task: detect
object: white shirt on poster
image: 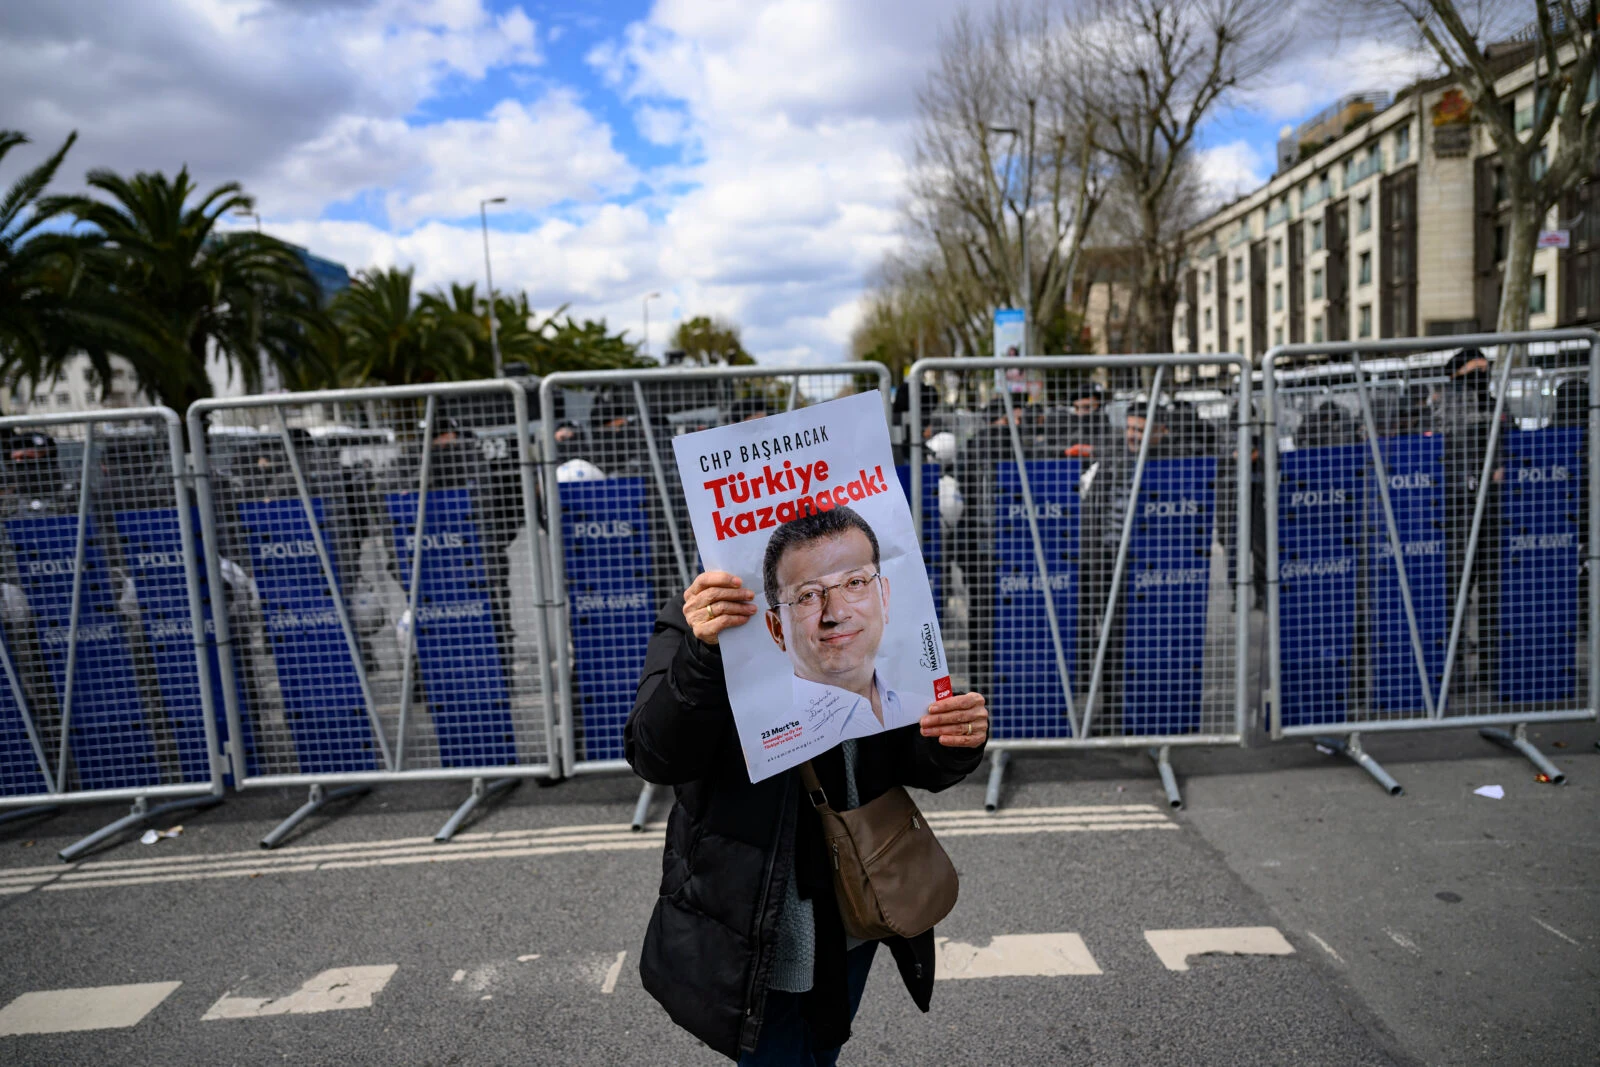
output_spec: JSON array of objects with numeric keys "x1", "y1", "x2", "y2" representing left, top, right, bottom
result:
[{"x1": 790, "y1": 671, "x2": 905, "y2": 750}]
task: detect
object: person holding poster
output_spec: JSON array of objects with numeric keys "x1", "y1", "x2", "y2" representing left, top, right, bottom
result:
[{"x1": 625, "y1": 391, "x2": 988, "y2": 1064}]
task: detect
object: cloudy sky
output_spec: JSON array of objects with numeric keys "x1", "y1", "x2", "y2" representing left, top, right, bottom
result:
[{"x1": 0, "y1": 0, "x2": 1438, "y2": 365}]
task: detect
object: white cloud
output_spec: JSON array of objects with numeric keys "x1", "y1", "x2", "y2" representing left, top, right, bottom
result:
[
  {"x1": 1241, "y1": 38, "x2": 1440, "y2": 123},
  {"x1": 1197, "y1": 140, "x2": 1271, "y2": 203}
]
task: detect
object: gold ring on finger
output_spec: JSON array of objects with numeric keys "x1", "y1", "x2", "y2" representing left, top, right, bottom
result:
[
  {"x1": 706, "y1": 603, "x2": 716, "y2": 621},
  {"x1": 964, "y1": 721, "x2": 972, "y2": 736}
]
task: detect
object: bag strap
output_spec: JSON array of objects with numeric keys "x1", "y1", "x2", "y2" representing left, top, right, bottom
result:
[{"x1": 798, "y1": 761, "x2": 834, "y2": 813}]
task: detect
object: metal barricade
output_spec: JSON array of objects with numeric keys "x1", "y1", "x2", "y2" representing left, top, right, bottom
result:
[
  {"x1": 1263, "y1": 331, "x2": 1598, "y2": 793},
  {"x1": 189, "y1": 380, "x2": 558, "y2": 843},
  {"x1": 537, "y1": 364, "x2": 893, "y2": 829},
  {"x1": 0, "y1": 408, "x2": 224, "y2": 859},
  {"x1": 910, "y1": 355, "x2": 1254, "y2": 810}
]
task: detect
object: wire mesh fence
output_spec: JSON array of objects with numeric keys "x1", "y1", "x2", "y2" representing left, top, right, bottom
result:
[
  {"x1": 909, "y1": 355, "x2": 1253, "y2": 749},
  {"x1": 0, "y1": 408, "x2": 222, "y2": 805},
  {"x1": 188, "y1": 381, "x2": 556, "y2": 786},
  {"x1": 1263, "y1": 331, "x2": 1598, "y2": 736},
  {"x1": 538, "y1": 364, "x2": 894, "y2": 774}
]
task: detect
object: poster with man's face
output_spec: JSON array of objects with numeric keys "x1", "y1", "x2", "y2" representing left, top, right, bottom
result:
[{"x1": 673, "y1": 390, "x2": 951, "y2": 782}]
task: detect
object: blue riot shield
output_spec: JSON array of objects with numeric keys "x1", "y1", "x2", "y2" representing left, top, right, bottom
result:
[
  {"x1": 560, "y1": 477, "x2": 657, "y2": 764},
  {"x1": 1367, "y1": 435, "x2": 1447, "y2": 714},
  {"x1": 385, "y1": 488, "x2": 518, "y2": 767},
  {"x1": 991, "y1": 459, "x2": 1078, "y2": 739},
  {"x1": 6, "y1": 515, "x2": 160, "y2": 789},
  {"x1": 236, "y1": 498, "x2": 378, "y2": 773},
  {"x1": 1122, "y1": 456, "x2": 1216, "y2": 735},
  {"x1": 1277, "y1": 443, "x2": 1364, "y2": 727}
]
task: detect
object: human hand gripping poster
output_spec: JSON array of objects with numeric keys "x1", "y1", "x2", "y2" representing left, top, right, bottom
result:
[{"x1": 672, "y1": 391, "x2": 952, "y2": 782}]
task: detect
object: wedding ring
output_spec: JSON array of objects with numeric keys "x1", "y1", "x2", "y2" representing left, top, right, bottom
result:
[
  {"x1": 964, "y1": 721, "x2": 973, "y2": 736},
  {"x1": 706, "y1": 603, "x2": 716, "y2": 621}
]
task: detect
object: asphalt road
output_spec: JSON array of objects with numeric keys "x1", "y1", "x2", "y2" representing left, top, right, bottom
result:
[{"x1": 0, "y1": 721, "x2": 1594, "y2": 1067}]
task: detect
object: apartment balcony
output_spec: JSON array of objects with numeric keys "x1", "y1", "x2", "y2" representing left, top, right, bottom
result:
[
  {"x1": 1265, "y1": 202, "x2": 1293, "y2": 228},
  {"x1": 1348, "y1": 151, "x2": 1384, "y2": 184},
  {"x1": 1301, "y1": 182, "x2": 1333, "y2": 212}
]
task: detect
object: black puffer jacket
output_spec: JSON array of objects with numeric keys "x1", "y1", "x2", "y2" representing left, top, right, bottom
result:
[{"x1": 625, "y1": 599, "x2": 983, "y2": 1060}]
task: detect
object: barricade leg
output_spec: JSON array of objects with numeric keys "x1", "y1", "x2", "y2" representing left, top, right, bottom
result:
[
  {"x1": 59, "y1": 794, "x2": 224, "y2": 862},
  {"x1": 435, "y1": 777, "x2": 519, "y2": 841},
  {"x1": 631, "y1": 782, "x2": 656, "y2": 832},
  {"x1": 260, "y1": 784, "x2": 370, "y2": 850},
  {"x1": 1479, "y1": 725, "x2": 1567, "y2": 785},
  {"x1": 984, "y1": 750, "x2": 1010, "y2": 813},
  {"x1": 0, "y1": 805, "x2": 61, "y2": 830},
  {"x1": 1314, "y1": 733, "x2": 1403, "y2": 797},
  {"x1": 1149, "y1": 747, "x2": 1182, "y2": 809}
]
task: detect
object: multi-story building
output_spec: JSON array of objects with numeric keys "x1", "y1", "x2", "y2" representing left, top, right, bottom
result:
[{"x1": 1175, "y1": 39, "x2": 1577, "y2": 363}]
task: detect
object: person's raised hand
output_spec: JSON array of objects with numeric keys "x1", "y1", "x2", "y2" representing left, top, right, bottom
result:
[
  {"x1": 920, "y1": 691, "x2": 988, "y2": 748},
  {"x1": 684, "y1": 571, "x2": 758, "y2": 646}
]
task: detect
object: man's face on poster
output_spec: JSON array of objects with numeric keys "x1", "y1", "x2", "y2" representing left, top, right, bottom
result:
[{"x1": 765, "y1": 528, "x2": 890, "y2": 687}]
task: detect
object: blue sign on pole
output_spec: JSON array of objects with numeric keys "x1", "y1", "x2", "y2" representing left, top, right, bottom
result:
[
  {"x1": 1366, "y1": 435, "x2": 1446, "y2": 714},
  {"x1": 1277, "y1": 444, "x2": 1364, "y2": 727},
  {"x1": 895, "y1": 463, "x2": 942, "y2": 613},
  {"x1": 1497, "y1": 426, "x2": 1585, "y2": 702},
  {"x1": 6, "y1": 514, "x2": 159, "y2": 789},
  {"x1": 1122, "y1": 456, "x2": 1216, "y2": 735},
  {"x1": 385, "y1": 488, "x2": 517, "y2": 767},
  {"x1": 991, "y1": 459, "x2": 1078, "y2": 739},
  {"x1": 236, "y1": 498, "x2": 377, "y2": 773},
  {"x1": 560, "y1": 477, "x2": 657, "y2": 763},
  {"x1": 115, "y1": 507, "x2": 251, "y2": 782}
]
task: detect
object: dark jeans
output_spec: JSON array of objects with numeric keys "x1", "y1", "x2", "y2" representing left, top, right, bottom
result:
[{"x1": 738, "y1": 942, "x2": 878, "y2": 1067}]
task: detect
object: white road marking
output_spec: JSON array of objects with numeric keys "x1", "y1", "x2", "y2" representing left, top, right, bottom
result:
[
  {"x1": 517, "y1": 954, "x2": 541, "y2": 962},
  {"x1": 201, "y1": 965, "x2": 398, "y2": 1020},
  {"x1": 451, "y1": 970, "x2": 466, "y2": 983},
  {"x1": 1532, "y1": 917, "x2": 1581, "y2": 947},
  {"x1": 4, "y1": 804, "x2": 1176, "y2": 894},
  {"x1": 1304, "y1": 931, "x2": 1345, "y2": 965},
  {"x1": 1384, "y1": 929, "x2": 1421, "y2": 956},
  {"x1": 936, "y1": 934, "x2": 1102, "y2": 979},
  {"x1": 1144, "y1": 927, "x2": 1295, "y2": 971},
  {"x1": 0, "y1": 982, "x2": 181, "y2": 1036},
  {"x1": 600, "y1": 951, "x2": 626, "y2": 994}
]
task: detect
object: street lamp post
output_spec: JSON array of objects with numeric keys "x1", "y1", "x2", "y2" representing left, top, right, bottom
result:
[
  {"x1": 989, "y1": 124, "x2": 1030, "y2": 357},
  {"x1": 480, "y1": 197, "x2": 507, "y2": 377},
  {"x1": 642, "y1": 292, "x2": 661, "y2": 360}
]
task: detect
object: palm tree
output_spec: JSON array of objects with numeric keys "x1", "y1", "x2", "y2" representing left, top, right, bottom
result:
[
  {"x1": 0, "y1": 130, "x2": 141, "y2": 396},
  {"x1": 46, "y1": 167, "x2": 327, "y2": 413},
  {"x1": 332, "y1": 267, "x2": 476, "y2": 386}
]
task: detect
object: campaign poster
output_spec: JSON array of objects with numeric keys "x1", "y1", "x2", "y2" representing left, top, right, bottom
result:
[{"x1": 672, "y1": 391, "x2": 951, "y2": 782}]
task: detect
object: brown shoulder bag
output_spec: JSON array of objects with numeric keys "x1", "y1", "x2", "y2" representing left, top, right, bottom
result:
[{"x1": 798, "y1": 761, "x2": 959, "y2": 940}]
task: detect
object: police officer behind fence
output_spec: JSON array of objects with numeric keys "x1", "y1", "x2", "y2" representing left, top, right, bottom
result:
[
  {"x1": 1079, "y1": 402, "x2": 1175, "y2": 721},
  {"x1": 1435, "y1": 347, "x2": 1503, "y2": 691}
]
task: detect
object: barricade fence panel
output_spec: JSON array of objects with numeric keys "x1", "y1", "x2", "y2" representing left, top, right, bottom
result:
[
  {"x1": 0, "y1": 408, "x2": 222, "y2": 805},
  {"x1": 909, "y1": 355, "x2": 1253, "y2": 749},
  {"x1": 538, "y1": 365, "x2": 894, "y2": 774},
  {"x1": 189, "y1": 380, "x2": 557, "y2": 786},
  {"x1": 1262, "y1": 331, "x2": 1598, "y2": 737}
]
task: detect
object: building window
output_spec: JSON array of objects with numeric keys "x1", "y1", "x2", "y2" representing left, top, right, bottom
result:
[
  {"x1": 1274, "y1": 325, "x2": 1284, "y2": 346},
  {"x1": 1203, "y1": 271, "x2": 1212, "y2": 295},
  {"x1": 1530, "y1": 274, "x2": 1547, "y2": 315},
  {"x1": 1342, "y1": 158, "x2": 1352, "y2": 187},
  {"x1": 1273, "y1": 282, "x2": 1284, "y2": 311},
  {"x1": 1312, "y1": 268, "x2": 1324, "y2": 299},
  {"x1": 55, "y1": 392, "x2": 70, "y2": 407},
  {"x1": 1359, "y1": 251, "x2": 1372, "y2": 286},
  {"x1": 1395, "y1": 124, "x2": 1410, "y2": 164},
  {"x1": 1204, "y1": 307, "x2": 1213, "y2": 330},
  {"x1": 1273, "y1": 238, "x2": 1283, "y2": 268},
  {"x1": 1233, "y1": 258, "x2": 1244, "y2": 284},
  {"x1": 1311, "y1": 219, "x2": 1324, "y2": 251},
  {"x1": 1312, "y1": 316, "x2": 1324, "y2": 343},
  {"x1": 1357, "y1": 196, "x2": 1371, "y2": 233},
  {"x1": 1359, "y1": 304, "x2": 1373, "y2": 338}
]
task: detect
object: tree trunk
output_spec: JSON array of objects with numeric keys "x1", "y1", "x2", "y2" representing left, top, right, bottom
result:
[{"x1": 1496, "y1": 197, "x2": 1542, "y2": 334}]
